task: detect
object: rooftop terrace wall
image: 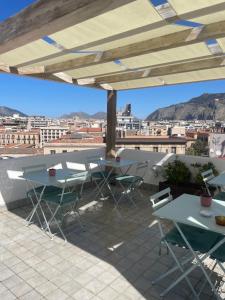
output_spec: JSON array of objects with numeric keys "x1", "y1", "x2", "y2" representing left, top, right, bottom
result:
[{"x1": 1, "y1": 148, "x2": 225, "y2": 209}]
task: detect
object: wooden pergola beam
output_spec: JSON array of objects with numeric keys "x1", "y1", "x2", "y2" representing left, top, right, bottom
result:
[
  {"x1": 106, "y1": 90, "x2": 117, "y2": 158},
  {"x1": 14, "y1": 2, "x2": 225, "y2": 69},
  {"x1": 32, "y1": 19, "x2": 225, "y2": 74},
  {"x1": 0, "y1": 0, "x2": 136, "y2": 55},
  {"x1": 92, "y1": 55, "x2": 225, "y2": 84}
]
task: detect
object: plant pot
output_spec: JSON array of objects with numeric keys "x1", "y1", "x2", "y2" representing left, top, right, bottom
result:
[{"x1": 200, "y1": 194, "x2": 212, "y2": 207}]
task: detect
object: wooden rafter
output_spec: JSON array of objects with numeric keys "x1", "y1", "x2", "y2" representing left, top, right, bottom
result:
[
  {"x1": 19, "y1": 19, "x2": 225, "y2": 75},
  {"x1": 89, "y1": 55, "x2": 225, "y2": 85},
  {"x1": 0, "y1": 0, "x2": 136, "y2": 55},
  {"x1": 12, "y1": 2, "x2": 225, "y2": 69}
]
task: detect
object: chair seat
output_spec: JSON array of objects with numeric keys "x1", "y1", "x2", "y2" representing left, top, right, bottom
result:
[
  {"x1": 164, "y1": 224, "x2": 221, "y2": 253},
  {"x1": 115, "y1": 175, "x2": 143, "y2": 184},
  {"x1": 27, "y1": 185, "x2": 62, "y2": 198},
  {"x1": 214, "y1": 191, "x2": 225, "y2": 201},
  {"x1": 91, "y1": 171, "x2": 116, "y2": 180},
  {"x1": 43, "y1": 191, "x2": 79, "y2": 205}
]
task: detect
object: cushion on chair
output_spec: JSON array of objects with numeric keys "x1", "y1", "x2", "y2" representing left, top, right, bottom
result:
[
  {"x1": 91, "y1": 171, "x2": 117, "y2": 180},
  {"x1": 214, "y1": 191, "x2": 225, "y2": 201},
  {"x1": 115, "y1": 175, "x2": 143, "y2": 184},
  {"x1": 164, "y1": 224, "x2": 222, "y2": 254}
]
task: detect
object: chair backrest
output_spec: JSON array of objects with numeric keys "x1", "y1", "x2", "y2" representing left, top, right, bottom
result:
[
  {"x1": 201, "y1": 169, "x2": 214, "y2": 195},
  {"x1": 22, "y1": 164, "x2": 46, "y2": 174},
  {"x1": 135, "y1": 161, "x2": 149, "y2": 179},
  {"x1": 201, "y1": 169, "x2": 214, "y2": 183},
  {"x1": 86, "y1": 156, "x2": 103, "y2": 171},
  {"x1": 150, "y1": 187, "x2": 173, "y2": 211}
]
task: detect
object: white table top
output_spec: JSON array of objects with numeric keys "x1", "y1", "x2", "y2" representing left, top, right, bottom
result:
[
  {"x1": 98, "y1": 159, "x2": 138, "y2": 168},
  {"x1": 21, "y1": 168, "x2": 88, "y2": 187},
  {"x1": 153, "y1": 193, "x2": 225, "y2": 235},
  {"x1": 208, "y1": 172, "x2": 225, "y2": 187}
]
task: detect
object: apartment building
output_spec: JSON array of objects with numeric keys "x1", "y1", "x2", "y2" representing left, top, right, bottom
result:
[
  {"x1": 116, "y1": 136, "x2": 190, "y2": 154},
  {"x1": 40, "y1": 127, "x2": 69, "y2": 147},
  {"x1": 43, "y1": 133, "x2": 103, "y2": 154},
  {"x1": 27, "y1": 116, "x2": 49, "y2": 129},
  {"x1": 0, "y1": 130, "x2": 40, "y2": 148}
]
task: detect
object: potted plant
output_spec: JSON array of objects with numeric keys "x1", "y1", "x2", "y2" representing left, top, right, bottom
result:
[{"x1": 159, "y1": 159, "x2": 202, "y2": 198}]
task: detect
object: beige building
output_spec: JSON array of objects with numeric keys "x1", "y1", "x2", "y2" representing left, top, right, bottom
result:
[
  {"x1": 117, "y1": 137, "x2": 189, "y2": 154},
  {"x1": 149, "y1": 125, "x2": 169, "y2": 136},
  {"x1": 0, "y1": 130, "x2": 40, "y2": 148},
  {"x1": 43, "y1": 134, "x2": 104, "y2": 154},
  {"x1": 40, "y1": 127, "x2": 69, "y2": 147}
]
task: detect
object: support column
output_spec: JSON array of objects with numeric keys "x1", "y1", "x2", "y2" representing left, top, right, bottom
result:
[{"x1": 106, "y1": 90, "x2": 117, "y2": 159}]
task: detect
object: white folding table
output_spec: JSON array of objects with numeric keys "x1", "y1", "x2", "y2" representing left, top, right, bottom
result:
[
  {"x1": 96, "y1": 159, "x2": 138, "y2": 204},
  {"x1": 153, "y1": 193, "x2": 225, "y2": 299},
  {"x1": 21, "y1": 168, "x2": 88, "y2": 238}
]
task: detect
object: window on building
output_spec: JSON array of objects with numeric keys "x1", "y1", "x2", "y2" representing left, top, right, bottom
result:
[
  {"x1": 62, "y1": 150, "x2": 67, "y2": 153},
  {"x1": 171, "y1": 147, "x2": 176, "y2": 154},
  {"x1": 153, "y1": 147, "x2": 158, "y2": 152},
  {"x1": 50, "y1": 150, "x2": 56, "y2": 155}
]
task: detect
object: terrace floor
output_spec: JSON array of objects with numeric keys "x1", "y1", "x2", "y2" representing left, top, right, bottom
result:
[{"x1": 0, "y1": 186, "x2": 224, "y2": 300}]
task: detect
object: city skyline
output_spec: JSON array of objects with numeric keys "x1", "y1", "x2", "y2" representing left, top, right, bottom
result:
[{"x1": 1, "y1": 2, "x2": 225, "y2": 119}]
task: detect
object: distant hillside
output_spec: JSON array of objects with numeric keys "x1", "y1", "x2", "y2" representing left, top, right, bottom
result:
[
  {"x1": 61, "y1": 111, "x2": 107, "y2": 119},
  {"x1": 0, "y1": 106, "x2": 27, "y2": 117},
  {"x1": 146, "y1": 93, "x2": 225, "y2": 121}
]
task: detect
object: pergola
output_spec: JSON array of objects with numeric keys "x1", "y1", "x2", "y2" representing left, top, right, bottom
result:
[{"x1": 1, "y1": 0, "x2": 225, "y2": 157}]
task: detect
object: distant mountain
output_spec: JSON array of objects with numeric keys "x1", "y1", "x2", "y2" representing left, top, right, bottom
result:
[
  {"x1": 146, "y1": 93, "x2": 225, "y2": 121},
  {"x1": 61, "y1": 111, "x2": 107, "y2": 119},
  {"x1": 0, "y1": 106, "x2": 27, "y2": 117}
]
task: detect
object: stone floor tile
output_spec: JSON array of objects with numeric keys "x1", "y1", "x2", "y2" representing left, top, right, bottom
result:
[
  {"x1": 0, "y1": 289, "x2": 17, "y2": 300},
  {"x1": 61, "y1": 280, "x2": 82, "y2": 295},
  {"x1": 45, "y1": 288, "x2": 69, "y2": 300},
  {"x1": 34, "y1": 281, "x2": 58, "y2": 297},
  {"x1": 2, "y1": 274, "x2": 24, "y2": 289},
  {"x1": 73, "y1": 287, "x2": 94, "y2": 300},
  {"x1": 0, "y1": 267, "x2": 14, "y2": 281},
  {"x1": 26, "y1": 273, "x2": 47, "y2": 288},
  {"x1": 97, "y1": 286, "x2": 119, "y2": 300},
  {"x1": 9, "y1": 261, "x2": 29, "y2": 274},
  {"x1": 19, "y1": 289, "x2": 43, "y2": 300},
  {"x1": 10, "y1": 281, "x2": 33, "y2": 297},
  {"x1": 75, "y1": 272, "x2": 94, "y2": 286},
  {"x1": 86, "y1": 278, "x2": 106, "y2": 295}
]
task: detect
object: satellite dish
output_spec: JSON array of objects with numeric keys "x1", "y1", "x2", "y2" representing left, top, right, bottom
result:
[{"x1": 210, "y1": 149, "x2": 214, "y2": 153}]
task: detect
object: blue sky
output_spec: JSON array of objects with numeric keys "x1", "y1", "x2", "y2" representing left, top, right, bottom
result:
[{"x1": 1, "y1": 1, "x2": 225, "y2": 119}]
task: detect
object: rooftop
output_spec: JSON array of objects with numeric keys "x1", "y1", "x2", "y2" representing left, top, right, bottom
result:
[{"x1": 0, "y1": 185, "x2": 223, "y2": 300}]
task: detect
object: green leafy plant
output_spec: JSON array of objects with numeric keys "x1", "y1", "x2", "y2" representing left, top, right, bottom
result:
[
  {"x1": 164, "y1": 160, "x2": 191, "y2": 185},
  {"x1": 195, "y1": 162, "x2": 218, "y2": 185}
]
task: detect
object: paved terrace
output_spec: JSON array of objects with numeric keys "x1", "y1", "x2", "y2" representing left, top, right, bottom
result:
[{"x1": 0, "y1": 187, "x2": 224, "y2": 300}]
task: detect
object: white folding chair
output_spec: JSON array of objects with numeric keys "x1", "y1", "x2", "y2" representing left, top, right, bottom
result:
[
  {"x1": 201, "y1": 169, "x2": 215, "y2": 195},
  {"x1": 41, "y1": 176, "x2": 84, "y2": 242},
  {"x1": 85, "y1": 156, "x2": 107, "y2": 198},
  {"x1": 66, "y1": 162, "x2": 90, "y2": 196},
  {"x1": 22, "y1": 164, "x2": 61, "y2": 227},
  {"x1": 201, "y1": 169, "x2": 225, "y2": 202},
  {"x1": 115, "y1": 161, "x2": 149, "y2": 207}
]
